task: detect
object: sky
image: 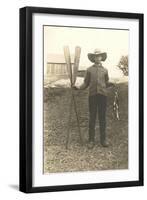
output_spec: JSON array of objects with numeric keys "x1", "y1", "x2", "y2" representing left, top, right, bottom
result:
[{"x1": 44, "y1": 26, "x2": 129, "y2": 78}]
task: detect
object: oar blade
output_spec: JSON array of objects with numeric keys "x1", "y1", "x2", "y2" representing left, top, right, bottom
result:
[
  {"x1": 73, "y1": 46, "x2": 81, "y2": 85},
  {"x1": 63, "y1": 46, "x2": 72, "y2": 85}
]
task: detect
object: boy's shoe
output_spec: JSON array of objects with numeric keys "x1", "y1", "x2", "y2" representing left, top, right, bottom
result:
[
  {"x1": 87, "y1": 141, "x2": 95, "y2": 149},
  {"x1": 101, "y1": 142, "x2": 109, "y2": 148}
]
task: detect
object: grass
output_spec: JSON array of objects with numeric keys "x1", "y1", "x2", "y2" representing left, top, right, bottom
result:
[{"x1": 43, "y1": 82, "x2": 128, "y2": 173}]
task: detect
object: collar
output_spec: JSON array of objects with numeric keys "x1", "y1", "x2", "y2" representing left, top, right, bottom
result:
[{"x1": 94, "y1": 63, "x2": 102, "y2": 68}]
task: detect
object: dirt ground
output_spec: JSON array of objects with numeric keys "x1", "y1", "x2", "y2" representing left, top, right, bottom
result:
[{"x1": 43, "y1": 83, "x2": 128, "y2": 173}]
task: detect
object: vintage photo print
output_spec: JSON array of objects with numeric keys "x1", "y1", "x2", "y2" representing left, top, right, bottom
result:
[{"x1": 43, "y1": 25, "x2": 129, "y2": 174}]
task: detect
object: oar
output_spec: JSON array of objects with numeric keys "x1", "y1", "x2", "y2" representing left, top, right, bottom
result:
[
  {"x1": 72, "y1": 46, "x2": 81, "y2": 85},
  {"x1": 63, "y1": 46, "x2": 83, "y2": 148},
  {"x1": 72, "y1": 46, "x2": 82, "y2": 144},
  {"x1": 65, "y1": 96, "x2": 73, "y2": 149},
  {"x1": 63, "y1": 46, "x2": 72, "y2": 86}
]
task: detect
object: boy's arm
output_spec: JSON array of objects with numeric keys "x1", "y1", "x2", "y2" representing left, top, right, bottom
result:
[
  {"x1": 105, "y1": 70, "x2": 114, "y2": 88},
  {"x1": 79, "y1": 70, "x2": 90, "y2": 90}
]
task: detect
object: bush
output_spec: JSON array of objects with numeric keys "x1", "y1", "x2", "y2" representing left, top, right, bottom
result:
[{"x1": 117, "y1": 55, "x2": 128, "y2": 76}]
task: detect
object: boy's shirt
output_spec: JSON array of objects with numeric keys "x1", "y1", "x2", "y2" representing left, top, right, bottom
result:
[{"x1": 79, "y1": 63, "x2": 109, "y2": 96}]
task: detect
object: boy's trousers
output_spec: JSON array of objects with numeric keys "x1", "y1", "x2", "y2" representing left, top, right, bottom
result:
[{"x1": 88, "y1": 93, "x2": 107, "y2": 143}]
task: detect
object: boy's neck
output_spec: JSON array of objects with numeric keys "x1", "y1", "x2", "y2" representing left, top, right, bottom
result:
[{"x1": 94, "y1": 62, "x2": 102, "y2": 67}]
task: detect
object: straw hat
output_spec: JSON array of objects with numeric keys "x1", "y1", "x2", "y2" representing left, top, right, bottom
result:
[{"x1": 88, "y1": 49, "x2": 107, "y2": 62}]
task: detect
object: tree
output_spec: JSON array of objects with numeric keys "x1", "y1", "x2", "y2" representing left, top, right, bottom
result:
[{"x1": 117, "y1": 55, "x2": 128, "y2": 76}]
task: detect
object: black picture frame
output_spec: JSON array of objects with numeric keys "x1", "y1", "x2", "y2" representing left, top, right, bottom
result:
[{"x1": 19, "y1": 6, "x2": 144, "y2": 193}]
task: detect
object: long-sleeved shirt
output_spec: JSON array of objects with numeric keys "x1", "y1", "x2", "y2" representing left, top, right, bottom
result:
[{"x1": 79, "y1": 63, "x2": 109, "y2": 96}]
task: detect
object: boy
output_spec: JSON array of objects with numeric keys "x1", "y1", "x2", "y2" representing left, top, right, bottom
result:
[{"x1": 74, "y1": 49, "x2": 113, "y2": 149}]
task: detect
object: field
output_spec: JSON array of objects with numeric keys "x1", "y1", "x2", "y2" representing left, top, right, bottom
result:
[{"x1": 43, "y1": 82, "x2": 128, "y2": 173}]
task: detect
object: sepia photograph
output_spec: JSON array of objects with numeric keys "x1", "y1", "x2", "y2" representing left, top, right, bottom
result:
[
  {"x1": 43, "y1": 25, "x2": 129, "y2": 174},
  {"x1": 19, "y1": 7, "x2": 143, "y2": 193}
]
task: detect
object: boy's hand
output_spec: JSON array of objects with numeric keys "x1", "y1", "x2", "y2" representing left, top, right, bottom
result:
[{"x1": 72, "y1": 86, "x2": 79, "y2": 90}]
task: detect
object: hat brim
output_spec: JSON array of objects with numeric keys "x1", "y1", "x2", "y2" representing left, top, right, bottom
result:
[{"x1": 88, "y1": 52, "x2": 107, "y2": 62}]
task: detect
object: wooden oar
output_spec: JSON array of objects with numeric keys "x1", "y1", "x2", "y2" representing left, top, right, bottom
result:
[
  {"x1": 63, "y1": 46, "x2": 83, "y2": 149},
  {"x1": 72, "y1": 46, "x2": 82, "y2": 145},
  {"x1": 65, "y1": 95, "x2": 73, "y2": 149},
  {"x1": 72, "y1": 46, "x2": 81, "y2": 85},
  {"x1": 63, "y1": 46, "x2": 72, "y2": 86}
]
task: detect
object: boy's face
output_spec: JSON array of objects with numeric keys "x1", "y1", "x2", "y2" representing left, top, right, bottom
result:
[{"x1": 94, "y1": 55, "x2": 102, "y2": 64}]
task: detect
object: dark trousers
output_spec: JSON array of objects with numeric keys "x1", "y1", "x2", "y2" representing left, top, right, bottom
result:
[{"x1": 88, "y1": 94, "x2": 107, "y2": 143}]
